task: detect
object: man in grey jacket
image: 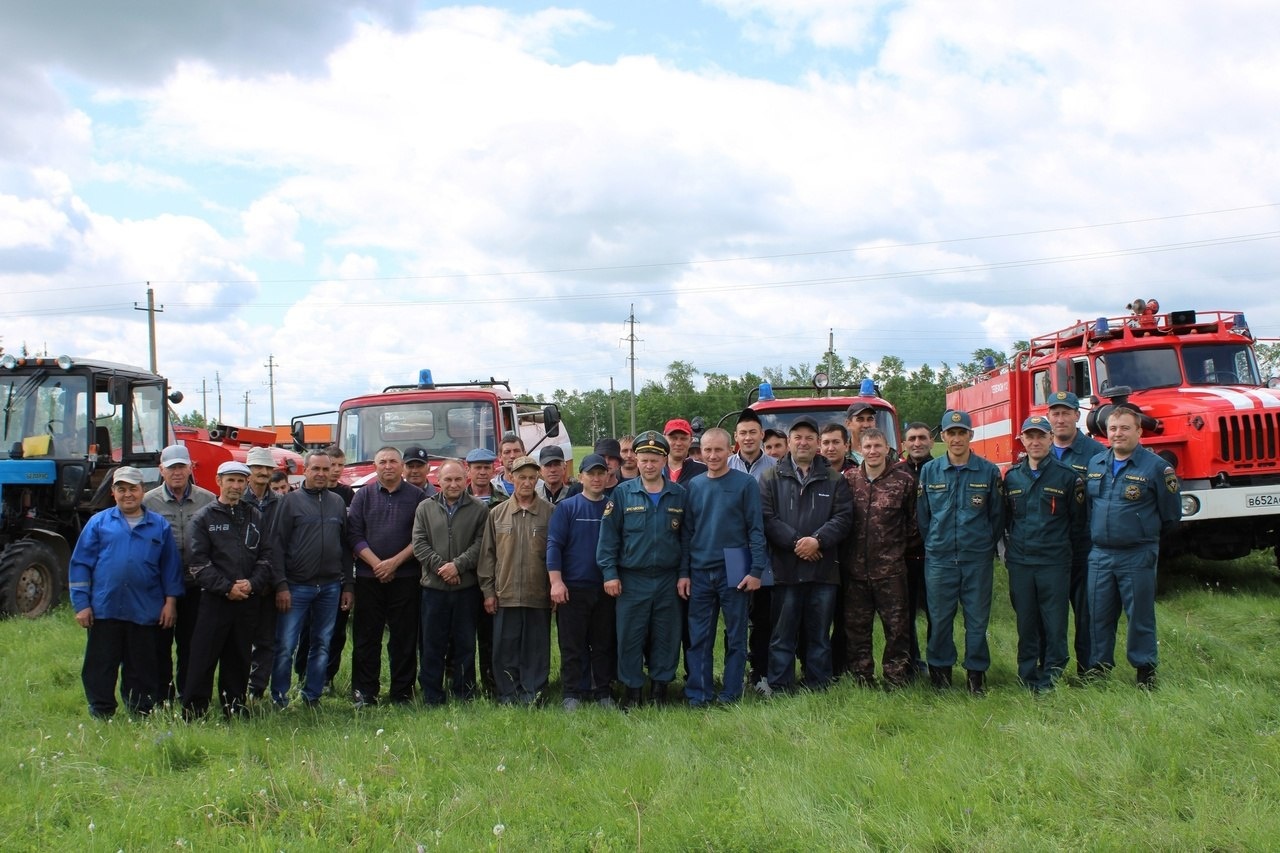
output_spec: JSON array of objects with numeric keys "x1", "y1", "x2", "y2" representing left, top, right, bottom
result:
[{"x1": 412, "y1": 460, "x2": 489, "y2": 704}]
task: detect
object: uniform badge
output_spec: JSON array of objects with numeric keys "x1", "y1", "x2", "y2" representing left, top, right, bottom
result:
[
  {"x1": 950, "y1": 412, "x2": 963, "y2": 423},
  {"x1": 1054, "y1": 392, "x2": 1067, "y2": 401},
  {"x1": 670, "y1": 518, "x2": 680, "y2": 530},
  {"x1": 1074, "y1": 481, "x2": 1085, "y2": 504},
  {"x1": 1123, "y1": 484, "x2": 1141, "y2": 501},
  {"x1": 603, "y1": 501, "x2": 614, "y2": 517},
  {"x1": 1164, "y1": 467, "x2": 1179, "y2": 494},
  {"x1": 971, "y1": 494, "x2": 985, "y2": 507}
]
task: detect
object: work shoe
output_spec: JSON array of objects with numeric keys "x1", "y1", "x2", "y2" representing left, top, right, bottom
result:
[
  {"x1": 966, "y1": 670, "x2": 986, "y2": 696},
  {"x1": 753, "y1": 677, "x2": 774, "y2": 698},
  {"x1": 351, "y1": 690, "x2": 376, "y2": 709},
  {"x1": 620, "y1": 687, "x2": 644, "y2": 712},
  {"x1": 595, "y1": 696, "x2": 617, "y2": 710},
  {"x1": 650, "y1": 681, "x2": 670, "y2": 705},
  {"x1": 1136, "y1": 665, "x2": 1157, "y2": 689},
  {"x1": 928, "y1": 665, "x2": 953, "y2": 689},
  {"x1": 562, "y1": 697, "x2": 581, "y2": 712}
]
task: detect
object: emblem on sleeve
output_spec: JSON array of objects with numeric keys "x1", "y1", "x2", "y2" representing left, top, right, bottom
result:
[{"x1": 603, "y1": 501, "x2": 614, "y2": 517}]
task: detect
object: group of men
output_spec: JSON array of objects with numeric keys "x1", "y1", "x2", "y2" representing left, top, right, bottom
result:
[{"x1": 68, "y1": 391, "x2": 1179, "y2": 719}]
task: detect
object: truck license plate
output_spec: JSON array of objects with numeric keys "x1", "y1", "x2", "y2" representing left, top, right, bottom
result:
[{"x1": 1246, "y1": 494, "x2": 1280, "y2": 509}]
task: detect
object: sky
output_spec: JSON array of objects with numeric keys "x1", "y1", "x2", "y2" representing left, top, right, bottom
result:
[{"x1": 2, "y1": 0, "x2": 1279, "y2": 429}]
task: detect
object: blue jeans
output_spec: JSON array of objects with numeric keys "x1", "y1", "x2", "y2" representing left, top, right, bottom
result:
[
  {"x1": 768, "y1": 582, "x2": 837, "y2": 690},
  {"x1": 271, "y1": 582, "x2": 340, "y2": 704},
  {"x1": 686, "y1": 567, "x2": 750, "y2": 704}
]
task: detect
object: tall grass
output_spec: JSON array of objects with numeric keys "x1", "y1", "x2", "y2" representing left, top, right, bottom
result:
[{"x1": 2, "y1": 552, "x2": 1278, "y2": 850}]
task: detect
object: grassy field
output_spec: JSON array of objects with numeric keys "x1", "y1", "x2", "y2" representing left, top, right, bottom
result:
[{"x1": 3, "y1": 552, "x2": 1279, "y2": 851}]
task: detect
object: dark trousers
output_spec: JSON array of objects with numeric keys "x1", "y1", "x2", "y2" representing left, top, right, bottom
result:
[
  {"x1": 1008, "y1": 562, "x2": 1069, "y2": 690},
  {"x1": 1069, "y1": 554, "x2": 1092, "y2": 673},
  {"x1": 247, "y1": 591, "x2": 277, "y2": 697},
  {"x1": 155, "y1": 587, "x2": 200, "y2": 703},
  {"x1": 768, "y1": 582, "x2": 837, "y2": 690},
  {"x1": 295, "y1": 605, "x2": 349, "y2": 685},
  {"x1": 419, "y1": 585, "x2": 481, "y2": 704},
  {"x1": 84, "y1": 618, "x2": 161, "y2": 717},
  {"x1": 844, "y1": 574, "x2": 912, "y2": 685},
  {"x1": 183, "y1": 591, "x2": 258, "y2": 717},
  {"x1": 477, "y1": 604, "x2": 495, "y2": 696},
  {"x1": 830, "y1": 578, "x2": 848, "y2": 676},
  {"x1": 555, "y1": 585, "x2": 616, "y2": 701},
  {"x1": 747, "y1": 586, "x2": 773, "y2": 682},
  {"x1": 492, "y1": 606, "x2": 551, "y2": 704},
  {"x1": 352, "y1": 575, "x2": 421, "y2": 703},
  {"x1": 905, "y1": 555, "x2": 930, "y2": 668}
]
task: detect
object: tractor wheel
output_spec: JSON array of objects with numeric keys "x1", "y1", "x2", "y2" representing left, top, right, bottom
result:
[{"x1": 0, "y1": 540, "x2": 65, "y2": 618}]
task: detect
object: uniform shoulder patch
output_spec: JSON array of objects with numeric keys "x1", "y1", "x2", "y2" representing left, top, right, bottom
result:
[
  {"x1": 1164, "y1": 468, "x2": 1179, "y2": 493},
  {"x1": 603, "y1": 500, "x2": 614, "y2": 517}
]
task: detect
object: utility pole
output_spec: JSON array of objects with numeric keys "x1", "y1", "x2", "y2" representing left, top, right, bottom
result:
[
  {"x1": 215, "y1": 372, "x2": 223, "y2": 424},
  {"x1": 201, "y1": 378, "x2": 208, "y2": 421},
  {"x1": 264, "y1": 354, "x2": 277, "y2": 428},
  {"x1": 242, "y1": 390, "x2": 251, "y2": 425},
  {"x1": 609, "y1": 377, "x2": 617, "y2": 437},
  {"x1": 826, "y1": 328, "x2": 836, "y2": 397},
  {"x1": 625, "y1": 305, "x2": 640, "y2": 435},
  {"x1": 133, "y1": 284, "x2": 164, "y2": 373}
]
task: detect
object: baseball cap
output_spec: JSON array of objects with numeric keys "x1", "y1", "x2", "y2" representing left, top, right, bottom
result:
[
  {"x1": 160, "y1": 445, "x2": 191, "y2": 468},
  {"x1": 1047, "y1": 391, "x2": 1080, "y2": 410},
  {"x1": 940, "y1": 410, "x2": 974, "y2": 431},
  {"x1": 594, "y1": 438, "x2": 622, "y2": 460},
  {"x1": 663, "y1": 419, "x2": 693, "y2": 436},
  {"x1": 633, "y1": 430, "x2": 670, "y2": 455},
  {"x1": 789, "y1": 416, "x2": 820, "y2": 434},
  {"x1": 579, "y1": 453, "x2": 608, "y2": 473},
  {"x1": 217, "y1": 460, "x2": 252, "y2": 476},
  {"x1": 465, "y1": 448, "x2": 497, "y2": 464},
  {"x1": 403, "y1": 445, "x2": 430, "y2": 465},
  {"x1": 736, "y1": 407, "x2": 762, "y2": 425},
  {"x1": 113, "y1": 466, "x2": 143, "y2": 485},
  {"x1": 509, "y1": 455, "x2": 541, "y2": 473},
  {"x1": 845, "y1": 402, "x2": 876, "y2": 418},
  {"x1": 1020, "y1": 415, "x2": 1051, "y2": 434},
  {"x1": 245, "y1": 446, "x2": 276, "y2": 468},
  {"x1": 539, "y1": 445, "x2": 565, "y2": 464}
]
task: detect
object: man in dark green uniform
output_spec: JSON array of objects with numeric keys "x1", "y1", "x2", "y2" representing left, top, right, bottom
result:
[
  {"x1": 1003, "y1": 416, "x2": 1085, "y2": 692},
  {"x1": 917, "y1": 410, "x2": 1005, "y2": 695},
  {"x1": 596, "y1": 430, "x2": 690, "y2": 708},
  {"x1": 1084, "y1": 405, "x2": 1180, "y2": 688},
  {"x1": 1045, "y1": 390, "x2": 1106, "y2": 676}
]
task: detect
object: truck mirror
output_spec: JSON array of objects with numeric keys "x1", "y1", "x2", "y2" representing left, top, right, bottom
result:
[
  {"x1": 108, "y1": 376, "x2": 130, "y2": 406},
  {"x1": 542, "y1": 405, "x2": 561, "y2": 438},
  {"x1": 290, "y1": 420, "x2": 307, "y2": 452}
]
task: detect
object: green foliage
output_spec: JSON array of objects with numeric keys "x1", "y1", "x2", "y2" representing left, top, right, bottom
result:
[{"x1": 4, "y1": 553, "x2": 1280, "y2": 849}]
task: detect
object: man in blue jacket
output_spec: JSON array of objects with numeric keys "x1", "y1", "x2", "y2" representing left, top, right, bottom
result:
[
  {"x1": 1084, "y1": 405, "x2": 1180, "y2": 688},
  {"x1": 917, "y1": 410, "x2": 1005, "y2": 695},
  {"x1": 69, "y1": 466, "x2": 184, "y2": 718}
]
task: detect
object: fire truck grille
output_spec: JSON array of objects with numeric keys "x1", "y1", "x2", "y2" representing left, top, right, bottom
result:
[{"x1": 1218, "y1": 413, "x2": 1280, "y2": 463}]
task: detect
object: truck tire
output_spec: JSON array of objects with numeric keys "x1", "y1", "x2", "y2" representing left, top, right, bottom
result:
[{"x1": 0, "y1": 540, "x2": 65, "y2": 618}]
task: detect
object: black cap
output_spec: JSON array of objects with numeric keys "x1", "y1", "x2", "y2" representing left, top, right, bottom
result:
[
  {"x1": 632, "y1": 430, "x2": 670, "y2": 456},
  {"x1": 539, "y1": 445, "x2": 565, "y2": 464},
  {"x1": 403, "y1": 445, "x2": 429, "y2": 465},
  {"x1": 594, "y1": 438, "x2": 622, "y2": 460},
  {"x1": 789, "y1": 416, "x2": 820, "y2": 434}
]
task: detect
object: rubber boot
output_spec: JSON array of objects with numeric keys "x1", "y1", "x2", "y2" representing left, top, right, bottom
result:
[
  {"x1": 650, "y1": 681, "x2": 670, "y2": 705},
  {"x1": 966, "y1": 669, "x2": 986, "y2": 696},
  {"x1": 928, "y1": 665, "x2": 952, "y2": 689},
  {"x1": 620, "y1": 686, "x2": 644, "y2": 711},
  {"x1": 1135, "y1": 665, "x2": 1157, "y2": 690}
]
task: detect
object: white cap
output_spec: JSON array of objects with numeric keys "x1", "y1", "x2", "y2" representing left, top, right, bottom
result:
[
  {"x1": 160, "y1": 445, "x2": 192, "y2": 468},
  {"x1": 245, "y1": 447, "x2": 276, "y2": 468}
]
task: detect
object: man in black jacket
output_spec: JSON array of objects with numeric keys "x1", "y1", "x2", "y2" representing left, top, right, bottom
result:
[
  {"x1": 759, "y1": 417, "x2": 853, "y2": 693},
  {"x1": 182, "y1": 461, "x2": 274, "y2": 718}
]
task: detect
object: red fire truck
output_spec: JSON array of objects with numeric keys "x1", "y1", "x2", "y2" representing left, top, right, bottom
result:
[
  {"x1": 722, "y1": 375, "x2": 900, "y2": 451},
  {"x1": 947, "y1": 303, "x2": 1280, "y2": 561}
]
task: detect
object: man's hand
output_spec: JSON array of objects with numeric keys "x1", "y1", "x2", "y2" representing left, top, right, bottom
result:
[
  {"x1": 275, "y1": 588, "x2": 292, "y2": 613},
  {"x1": 373, "y1": 558, "x2": 397, "y2": 583},
  {"x1": 737, "y1": 575, "x2": 762, "y2": 592},
  {"x1": 75, "y1": 607, "x2": 93, "y2": 629},
  {"x1": 550, "y1": 580, "x2": 569, "y2": 605},
  {"x1": 603, "y1": 580, "x2": 621, "y2": 598},
  {"x1": 340, "y1": 590, "x2": 354, "y2": 612},
  {"x1": 676, "y1": 577, "x2": 691, "y2": 600},
  {"x1": 794, "y1": 536, "x2": 822, "y2": 561},
  {"x1": 228, "y1": 579, "x2": 251, "y2": 601},
  {"x1": 484, "y1": 596, "x2": 498, "y2": 615},
  {"x1": 158, "y1": 598, "x2": 178, "y2": 629},
  {"x1": 437, "y1": 562, "x2": 460, "y2": 586}
]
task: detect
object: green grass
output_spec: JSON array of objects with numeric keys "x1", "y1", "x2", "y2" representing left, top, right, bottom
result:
[{"x1": 4, "y1": 553, "x2": 1280, "y2": 850}]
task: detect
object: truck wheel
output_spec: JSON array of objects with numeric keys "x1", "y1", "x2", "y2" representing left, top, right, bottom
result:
[{"x1": 0, "y1": 541, "x2": 65, "y2": 618}]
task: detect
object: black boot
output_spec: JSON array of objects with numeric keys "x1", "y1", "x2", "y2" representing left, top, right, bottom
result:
[
  {"x1": 966, "y1": 669, "x2": 986, "y2": 696},
  {"x1": 651, "y1": 681, "x2": 670, "y2": 705},
  {"x1": 620, "y1": 687, "x2": 644, "y2": 711},
  {"x1": 1136, "y1": 665, "x2": 1157, "y2": 689},
  {"x1": 928, "y1": 665, "x2": 952, "y2": 689}
]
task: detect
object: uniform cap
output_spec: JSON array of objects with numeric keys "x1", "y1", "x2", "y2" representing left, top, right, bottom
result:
[
  {"x1": 940, "y1": 410, "x2": 974, "y2": 431},
  {"x1": 245, "y1": 446, "x2": 276, "y2": 468},
  {"x1": 633, "y1": 430, "x2": 670, "y2": 455},
  {"x1": 509, "y1": 455, "x2": 541, "y2": 473},
  {"x1": 112, "y1": 466, "x2": 143, "y2": 485},
  {"x1": 663, "y1": 418, "x2": 693, "y2": 436},
  {"x1": 160, "y1": 445, "x2": 192, "y2": 468},
  {"x1": 579, "y1": 453, "x2": 608, "y2": 473},
  {"x1": 403, "y1": 445, "x2": 430, "y2": 465},
  {"x1": 465, "y1": 448, "x2": 497, "y2": 464},
  {"x1": 1020, "y1": 415, "x2": 1051, "y2": 434},
  {"x1": 1047, "y1": 391, "x2": 1080, "y2": 410},
  {"x1": 217, "y1": 460, "x2": 252, "y2": 476}
]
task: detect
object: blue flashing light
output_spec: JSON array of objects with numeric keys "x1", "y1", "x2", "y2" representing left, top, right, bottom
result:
[
  {"x1": 418, "y1": 368, "x2": 435, "y2": 388},
  {"x1": 1234, "y1": 313, "x2": 1248, "y2": 331},
  {"x1": 982, "y1": 355, "x2": 996, "y2": 371},
  {"x1": 758, "y1": 382, "x2": 775, "y2": 402},
  {"x1": 1094, "y1": 317, "x2": 1110, "y2": 335},
  {"x1": 859, "y1": 377, "x2": 876, "y2": 396}
]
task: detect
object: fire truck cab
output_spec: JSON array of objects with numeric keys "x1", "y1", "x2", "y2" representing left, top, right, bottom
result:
[
  {"x1": 723, "y1": 375, "x2": 900, "y2": 454},
  {"x1": 949, "y1": 306, "x2": 1280, "y2": 561}
]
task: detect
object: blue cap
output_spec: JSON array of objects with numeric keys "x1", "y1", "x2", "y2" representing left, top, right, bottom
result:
[
  {"x1": 1020, "y1": 415, "x2": 1051, "y2": 434},
  {"x1": 465, "y1": 448, "x2": 497, "y2": 464},
  {"x1": 940, "y1": 410, "x2": 973, "y2": 431},
  {"x1": 1047, "y1": 391, "x2": 1080, "y2": 410},
  {"x1": 580, "y1": 453, "x2": 608, "y2": 472}
]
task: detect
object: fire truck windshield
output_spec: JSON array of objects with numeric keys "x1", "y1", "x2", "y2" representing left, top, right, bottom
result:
[
  {"x1": 1097, "y1": 343, "x2": 1261, "y2": 392},
  {"x1": 339, "y1": 400, "x2": 497, "y2": 463},
  {"x1": 753, "y1": 406, "x2": 900, "y2": 450}
]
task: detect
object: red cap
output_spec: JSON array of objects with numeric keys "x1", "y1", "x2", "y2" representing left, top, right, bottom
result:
[{"x1": 663, "y1": 418, "x2": 693, "y2": 435}]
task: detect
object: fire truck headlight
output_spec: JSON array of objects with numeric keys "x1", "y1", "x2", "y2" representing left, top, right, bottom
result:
[{"x1": 1180, "y1": 495, "x2": 1200, "y2": 517}]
